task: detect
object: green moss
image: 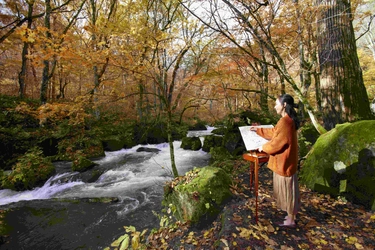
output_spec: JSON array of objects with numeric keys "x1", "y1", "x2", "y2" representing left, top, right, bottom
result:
[
  {"x1": 163, "y1": 167, "x2": 232, "y2": 225},
  {"x1": 202, "y1": 135, "x2": 223, "y2": 152},
  {"x1": 72, "y1": 154, "x2": 97, "y2": 172},
  {"x1": 209, "y1": 147, "x2": 234, "y2": 163},
  {"x1": 300, "y1": 120, "x2": 375, "y2": 209},
  {"x1": 180, "y1": 137, "x2": 202, "y2": 151},
  {"x1": 298, "y1": 122, "x2": 320, "y2": 158}
]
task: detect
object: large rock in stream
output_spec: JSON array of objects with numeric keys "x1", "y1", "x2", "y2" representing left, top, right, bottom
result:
[{"x1": 300, "y1": 120, "x2": 375, "y2": 210}]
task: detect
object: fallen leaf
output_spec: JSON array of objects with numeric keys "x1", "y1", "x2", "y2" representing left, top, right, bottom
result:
[
  {"x1": 346, "y1": 236, "x2": 358, "y2": 244},
  {"x1": 266, "y1": 238, "x2": 278, "y2": 246},
  {"x1": 355, "y1": 243, "x2": 364, "y2": 249},
  {"x1": 320, "y1": 239, "x2": 328, "y2": 245},
  {"x1": 266, "y1": 224, "x2": 275, "y2": 233},
  {"x1": 305, "y1": 219, "x2": 319, "y2": 228},
  {"x1": 220, "y1": 238, "x2": 229, "y2": 247}
]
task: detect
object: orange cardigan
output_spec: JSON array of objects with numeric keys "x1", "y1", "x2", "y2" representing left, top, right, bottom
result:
[{"x1": 256, "y1": 115, "x2": 298, "y2": 177}]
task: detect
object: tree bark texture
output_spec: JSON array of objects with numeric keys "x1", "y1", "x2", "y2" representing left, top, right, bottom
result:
[
  {"x1": 41, "y1": 0, "x2": 51, "y2": 104},
  {"x1": 18, "y1": 1, "x2": 35, "y2": 98},
  {"x1": 317, "y1": 0, "x2": 372, "y2": 130}
]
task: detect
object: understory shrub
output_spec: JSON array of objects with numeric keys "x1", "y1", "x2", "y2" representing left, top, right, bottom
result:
[{"x1": 1, "y1": 147, "x2": 55, "y2": 191}]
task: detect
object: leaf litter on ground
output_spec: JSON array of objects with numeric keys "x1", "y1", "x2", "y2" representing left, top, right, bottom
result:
[{"x1": 140, "y1": 161, "x2": 375, "y2": 249}]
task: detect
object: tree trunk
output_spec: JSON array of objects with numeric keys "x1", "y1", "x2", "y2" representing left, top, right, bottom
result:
[
  {"x1": 18, "y1": 1, "x2": 34, "y2": 98},
  {"x1": 167, "y1": 110, "x2": 178, "y2": 178},
  {"x1": 41, "y1": 0, "x2": 51, "y2": 104},
  {"x1": 295, "y1": 0, "x2": 310, "y2": 121},
  {"x1": 317, "y1": 0, "x2": 373, "y2": 130},
  {"x1": 259, "y1": 46, "x2": 269, "y2": 112}
]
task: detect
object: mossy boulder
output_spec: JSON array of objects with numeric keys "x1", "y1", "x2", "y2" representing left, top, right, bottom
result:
[
  {"x1": 202, "y1": 135, "x2": 223, "y2": 152},
  {"x1": 300, "y1": 120, "x2": 375, "y2": 210},
  {"x1": 188, "y1": 120, "x2": 207, "y2": 131},
  {"x1": 180, "y1": 136, "x2": 202, "y2": 150},
  {"x1": 102, "y1": 137, "x2": 127, "y2": 151},
  {"x1": 223, "y1": 130, "x2": 243, "y2": 154},
  {"x1": 163, "y1": 167, "x2": 233, "y2": 226},
  {"x1": 203, "y1": 127, "x2": 244, "y2": 155},
  {"x1": 298, "y1": 122, "x2": 320, "y2": 159},
  {"x1": 72, "y1": 155, "x2": 97, "y2": 172},
  {"x1": 209, "y1": 146, "x2": 234, "y2": 164},
  {"x1": 57, "y1": 136, "x2": 105, "y2": 161}
]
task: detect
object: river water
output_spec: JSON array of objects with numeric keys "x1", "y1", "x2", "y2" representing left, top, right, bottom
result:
[{"x1": 0, "y1": 128, "x2": 213, "y2": 250}]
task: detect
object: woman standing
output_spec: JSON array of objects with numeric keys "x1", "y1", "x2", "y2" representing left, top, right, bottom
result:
[{"x1": 250, "y1": 94, "x2": 300, "y2": 227}]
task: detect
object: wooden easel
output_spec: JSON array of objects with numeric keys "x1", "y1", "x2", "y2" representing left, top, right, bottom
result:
[{"x1": 243, "y1": 150, "x2": 269, "y2": 223}]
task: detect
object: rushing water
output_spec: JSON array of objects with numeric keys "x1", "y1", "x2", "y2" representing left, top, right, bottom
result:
[{"x1": 0, "y1": 128, "x2": 213, "y2": 250}]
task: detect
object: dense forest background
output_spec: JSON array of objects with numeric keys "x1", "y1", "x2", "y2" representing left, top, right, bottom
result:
[
  {"x1": 0, "y1": 0, "x2": 374, "y2": 180},
  {"x1": 1, "y1": 0, "x2": 374, "y2": 125}
]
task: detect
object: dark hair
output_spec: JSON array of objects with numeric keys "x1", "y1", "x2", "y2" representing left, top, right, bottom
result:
[{"x1": 278, "y1": 94, "x2": 300, "y2": 130}]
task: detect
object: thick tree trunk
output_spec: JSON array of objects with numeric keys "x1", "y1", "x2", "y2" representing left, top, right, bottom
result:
[
  {"x1": 41, "y1": 0, "x2": 51, "y2": 104},
  {"x1": 18, "y1": 2, "x2": 34, "y2": 98},
  {"x1": 19, "y1": 43, "x2": 29, "y2": 99},
  {"x1": 317, "y1": 0, "x2": 372, "y2": 130}
]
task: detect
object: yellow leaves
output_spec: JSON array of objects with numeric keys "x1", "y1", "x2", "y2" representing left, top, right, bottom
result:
[
  {"x1": 344, "y1": 236, "x2": 364, "y2": 249},
  {"x1": 346, "y1": 236, "x2": 358, "y2": 244},
  {"x1": 311, "y1": 237, "x2": 328, "y2": 246},
  {"x1": 109, "y1": 226, "x2": 148, "y2": 250},
  {"x1": 354, "y1": 243, "x2": 365, "y2": 249},
  {"x1": 319, "y1": 238, "x2": 328, "y2": 245},
  {"x1": 97, "y1": 41, "x2": 107, "y2": 47},
  {"x1": 34, "y1": 102, "x2": 91, "y2": 127},
  {"x1": 182, "y1": 231, "x2": 198, "y2": 245},
  {"x1": 131, "y1": 233, "x2": 140, "y2": 249},
  {"x1": 203, "y1": 230, "x2": 210, "y2": 238},
  {"x1": 16, "y1": 27, "x2": 37, "y2": 43},
  {"x1": 237, "y1": 226, "x2": 261, "y2": 240}
]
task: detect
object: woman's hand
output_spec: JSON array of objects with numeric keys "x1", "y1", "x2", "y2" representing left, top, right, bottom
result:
[{"x1": 250, "y1": 122, "x2": 260, "y2": 131}]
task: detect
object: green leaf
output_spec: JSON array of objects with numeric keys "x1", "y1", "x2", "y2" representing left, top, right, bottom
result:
[
  {"x1": 119, "y1": 234, "x2": 130, "y2": 250},
  {"x1": 111, "y1": 234, "x2": 128, "y2": 247}
]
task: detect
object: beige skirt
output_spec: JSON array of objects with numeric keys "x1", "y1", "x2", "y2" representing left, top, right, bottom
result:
[{"x1": 273, "y1": 172, "x2": 300, "y2": 215}]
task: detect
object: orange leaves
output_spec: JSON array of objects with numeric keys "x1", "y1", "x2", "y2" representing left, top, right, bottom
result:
[
  {"x1": 17, "y1": 27, "x2": 37, "y2": 43},
  {"x1": 37, "y1": 102, "x2": 71, "y2": 126},
  {"x1": 13, "y1": 98, "x2": 94, "y2": 127}
]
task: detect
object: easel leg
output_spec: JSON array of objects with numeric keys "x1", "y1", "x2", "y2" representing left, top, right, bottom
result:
[
  {"x1": 255, "y1": 159, "x2": 259, "y2": 223},
  {"x1": 249, "y1": 162, "x2": 254, "y2": 191}
]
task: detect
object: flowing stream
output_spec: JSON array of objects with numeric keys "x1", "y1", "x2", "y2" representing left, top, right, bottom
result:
[{"x1": 0, "y1": 128, "x2": 213, "y2": 250}]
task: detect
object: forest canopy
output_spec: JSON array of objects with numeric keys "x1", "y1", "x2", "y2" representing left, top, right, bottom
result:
[{"x1": 0, "y1": 0, "x2": 374, "y2": 128}]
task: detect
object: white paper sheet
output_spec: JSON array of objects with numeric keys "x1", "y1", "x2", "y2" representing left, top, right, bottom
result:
[{"x1": 238, "y1": 125, "x2": 274, "y2": 151}]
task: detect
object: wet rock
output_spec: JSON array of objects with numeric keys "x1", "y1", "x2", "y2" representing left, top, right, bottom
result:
[{"x1": 136, "y1": 147, "x2": 161, "y2": 153}]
